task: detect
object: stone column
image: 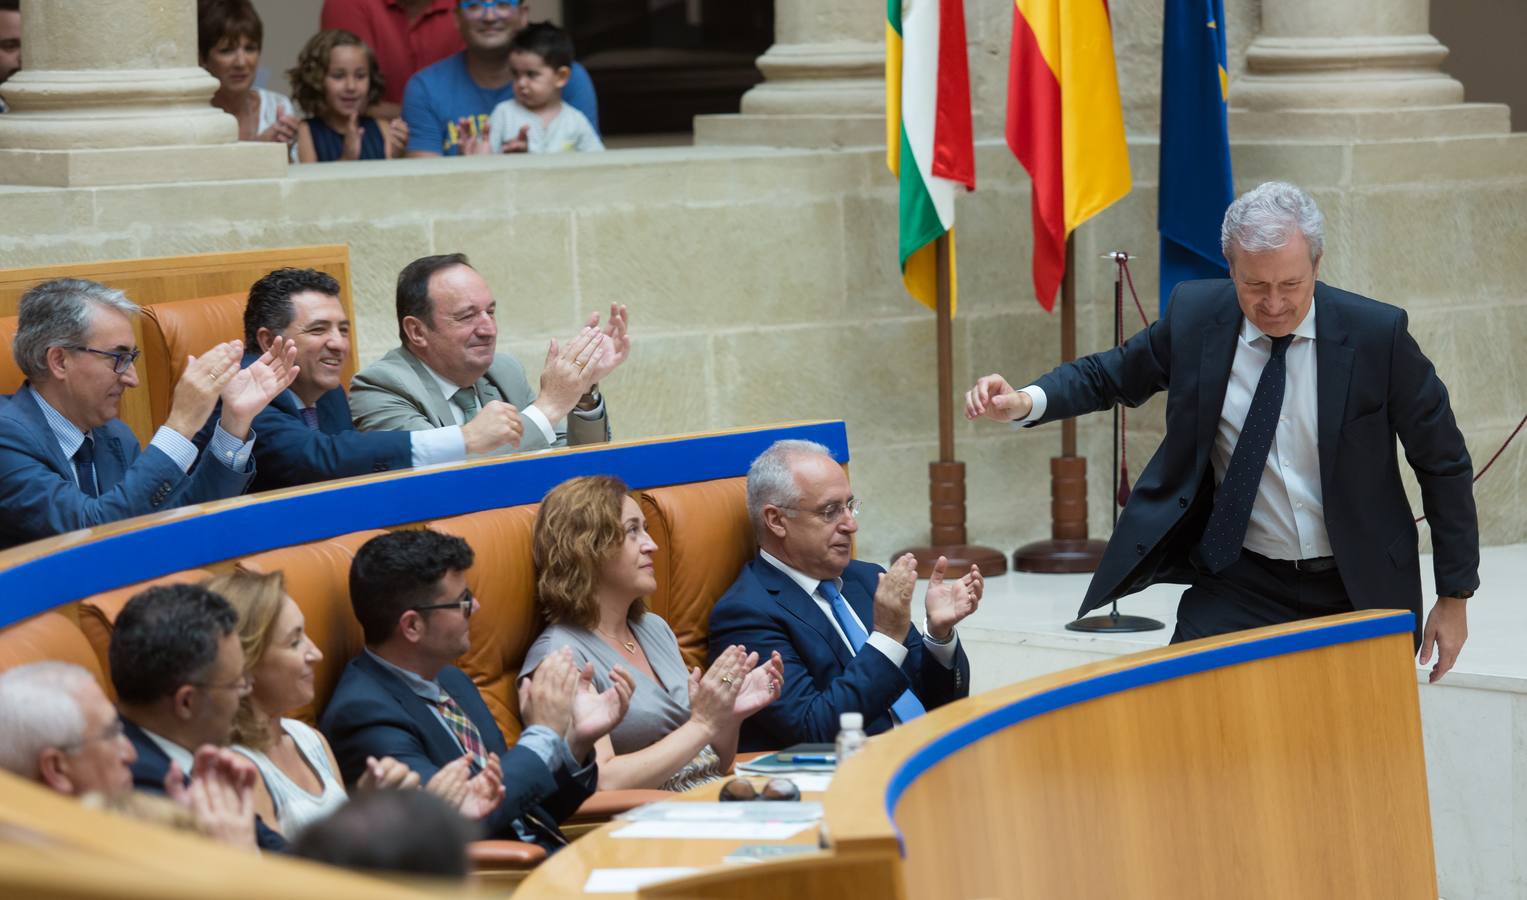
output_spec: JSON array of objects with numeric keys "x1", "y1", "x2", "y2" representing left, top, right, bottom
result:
[
  {"x1": 1229, "y1": 0, "x2": 1510, "y2": 139},
  {"x1": 693, "y1": 0, "x2": 885, "y2": 148},
  {"x1": 0, "y1": 0, "x2": 287, "y2": 187}
]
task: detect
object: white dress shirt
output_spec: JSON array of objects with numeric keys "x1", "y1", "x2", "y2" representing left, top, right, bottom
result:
[
  {"x1": 424, "y1": 363, "x2": 558, "y2": 448},
  {"x1": 1017, "y1": 301, "x2": 1330, "y2": 561},
  {"x1": 758, "y1": 550, "x2": 959, "y2": 669}
]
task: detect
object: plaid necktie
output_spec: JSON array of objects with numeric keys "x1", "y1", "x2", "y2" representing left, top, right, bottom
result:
[{"x1": 435, "y1": 695, "x2": 488, "y2": 771}]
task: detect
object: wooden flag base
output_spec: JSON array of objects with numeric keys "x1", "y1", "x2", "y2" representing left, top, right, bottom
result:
[
  {"x1": 1013, "y1": 456, "x2": 1106, "y2": 573},
  {"x1": 895, "y1": 461, "x2": 1008, "y2": 578}
]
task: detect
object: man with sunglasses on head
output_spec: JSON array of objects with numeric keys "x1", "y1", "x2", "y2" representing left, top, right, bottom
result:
[
  {"x1": 0, "y1": 277, "x2": 297, "y2": 549},
  {"x1": 707, "y1": 440, "x2": 984, "y2": 751},
  {"x1": 401, "y1": 0, "x2": 598, "y2": 157},
  {"x1": 322, "y1": 529, "x2": 631, "y2": 852}
]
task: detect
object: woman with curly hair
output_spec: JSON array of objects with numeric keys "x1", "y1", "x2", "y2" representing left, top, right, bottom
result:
[
  {"x1": 522, "y1": 476, "x2": 784, "y2": 792},
  {"x1": 211, "y1": 570, "x2": 491, "y2": 838},
  {"x1": 287, "y1": 29, "x2": 408, "y2": 162}
]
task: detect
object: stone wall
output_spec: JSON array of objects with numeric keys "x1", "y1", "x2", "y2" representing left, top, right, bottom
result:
[{"x1": 3, "y1": 130, "x2": 1523, "y2": 565}]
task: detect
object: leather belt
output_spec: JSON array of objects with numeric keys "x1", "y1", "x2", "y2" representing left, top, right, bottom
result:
[{"x1": 1245, "y1": 549, "x2": 1339, "y2": 574}]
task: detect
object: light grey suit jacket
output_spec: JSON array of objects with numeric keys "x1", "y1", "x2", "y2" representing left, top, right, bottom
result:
[{"x1": 348, "y1": 346, "x2": 610, "y2": 453}]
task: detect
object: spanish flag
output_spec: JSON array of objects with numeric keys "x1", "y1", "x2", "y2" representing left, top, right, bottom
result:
[
  {"x1": 1007, "y1": 1, "x2": 1132, "y2": 311},
  {"x1": 887, "y1": 0, "x2": 976, "y2": 313}
]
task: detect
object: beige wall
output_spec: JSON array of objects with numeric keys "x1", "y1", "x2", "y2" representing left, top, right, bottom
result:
[
  {"x1": 248, "y1": 0, "x2": 321, "y2": 97},
  {"x1": 2, "y1": 133, "x2": 1523, "y2": 564}
]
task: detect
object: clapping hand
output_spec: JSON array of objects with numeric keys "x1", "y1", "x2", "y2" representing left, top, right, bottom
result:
[
  {"x1": 457, "y1": 753, "x2": 507, "y2": 820},
  {"x1": 341, "y1": 112, "x2": 364, "y2": 161},
  {"x1": 357, "y1": 755, "x2": 421, "y2": 791},
  {"x1": 568, "y1": 663, "x2": 634, "y2": 760},
  {"x1": 502, "y1": 124, "x2": 531, "y2": 154},
  {"x1": 689, "y1": 645, "x2": 750, "y2": 733},
  {"x1": 732, "y1": 650, "x2": 783, "y2": 719},
  {"x1": 219, "y1": 337, "x2": 300, "y2": 439},
  {"x1": 257, "y1": 112, "x2": 300, "y2": 146},
  {"x1": 164, "y1": 341, "x2": 243, "y2": 439},
  {"x1": 872, "y1": 553, "x2": 919, "y2": 641},
  {"x1": 581, "y1": 303, "x2": 631, "y2": 383},
  {"x1": 384, "y1": 117, "x2": 409, "y2": 158},
  {"x1": 535, "y1": 326, "x2": 610, "y2": 421},
  {"x1": 165, "y1": 746, "x2": 258, "y2": 850},
  {"x1": 923, "y1": 556, "x2": 982, "y2": 640}
]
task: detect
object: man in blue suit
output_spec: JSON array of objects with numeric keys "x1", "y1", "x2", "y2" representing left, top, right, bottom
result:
[
  {"x1": 110, "y1": 583, "x2": 280, "y2": 851},
  {"x1": 321, "y1": 529, "x2": 630, "y2": 852},
  {"x1": 966, "y1": 181, "x2": 1478, "y2": 682},
  {"x1": 0, "y1": 278, "x2": 296, "y2": 549},
  {"x1": 708, "y1": 440, "x2": 984, "y2": 751},
  {"x1": 216, "y1": 268, "x2": 524, "y2": 494}
]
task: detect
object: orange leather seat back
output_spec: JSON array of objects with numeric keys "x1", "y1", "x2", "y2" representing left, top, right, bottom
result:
[
  {"x1": 639, "y1": 478, "x2": 754, "y2": 670},
  {"x1": 77, "y1": 570, "x2": 216, "y2": 701},
  {"x1": 237, "y1": 531, "x2": 385, "y2": 727},
  {"x1": 0, "y1": 613, "x2": 110, "y2": 696},
  {"x1": 140, "y1": 293, "x2": 247, "y2": 431},
  {"x1": 426, "y1": 507, "x2": 541, "y2": 744},
  {"x1": 0, "y1": 315, "x2": 21, "y2": 395}
]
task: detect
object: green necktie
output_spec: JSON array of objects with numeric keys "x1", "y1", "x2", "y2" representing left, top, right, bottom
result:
[{"x1": 450, "y1": 386, "x2": 481, "y2": 422}]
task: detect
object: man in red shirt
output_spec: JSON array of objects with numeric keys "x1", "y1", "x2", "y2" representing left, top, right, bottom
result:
[{"x1": 321, "y1": 0, "x2": 464, "y2": 119}]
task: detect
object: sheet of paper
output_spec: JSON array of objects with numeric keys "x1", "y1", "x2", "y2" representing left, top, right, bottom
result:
[
  {"x1": 620, "y1": 801, "x2": 821, "y2": 823},
  {"x1": 610, "y1": 821, "x2": 816, "y2": 841},
  {"x1": 583, "y1": 868, "x2": 702, "y2": 892},
  {"x1": 787, "y1": 773, "x2": 833, "y2": 792}
]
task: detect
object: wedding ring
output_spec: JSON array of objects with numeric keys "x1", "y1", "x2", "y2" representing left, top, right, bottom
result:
[{"x1": 720, "y1": 675, "x2": 734, "y2": 685}]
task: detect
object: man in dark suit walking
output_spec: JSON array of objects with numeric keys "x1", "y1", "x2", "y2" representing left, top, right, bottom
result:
[
  {"x1": 707, "y1": 440, "x2": 984, "y2": 751},
  {"x1": 967, "y1": 181, "x2": 1478, "y2": 681},
  {"x1": 320, "y1": 529, "x2": 630, "y2": 852}
]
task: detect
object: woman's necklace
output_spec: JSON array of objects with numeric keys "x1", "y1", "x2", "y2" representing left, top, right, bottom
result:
[{"x1": 596, "y1": 626, "x2": 637, "y2": 654}]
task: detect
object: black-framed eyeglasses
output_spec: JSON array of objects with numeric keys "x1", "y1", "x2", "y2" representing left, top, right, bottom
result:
[
  {"x1": 411, "y1": 588, "x2": 475, "y2": 618},
  {"x1": 459, "y1": 0, "x2": 518, "y2": 18},
  {"x1": 68, "y1": 346, "x2": 141, "y2": 375},
  {"x1": 779, "y1": 497, "x2": 862, "y2": 523},
  {"x1": 718, "y1": 777, "x2": 801, "y2": 802}
]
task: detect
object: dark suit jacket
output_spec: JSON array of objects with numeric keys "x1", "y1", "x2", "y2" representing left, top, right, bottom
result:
[
  {"x1": 1029, "y1": 279, "x2": 1479, "y2": 629},
  {"x1": 0, "y1": 384, "x2": 253, "y2": 549},
  {"x1": 195, "y1": 351, "x2": 411, "y2": 494},
  {"x1": 122, "y1": 718, "x2": 287, "y2": 852},
  {"x1": 318, "y1": 653, "x2": 593, "y2": 849},
  {"x1": 707, "y1": 557, "x2": 970, "y2": 751}
]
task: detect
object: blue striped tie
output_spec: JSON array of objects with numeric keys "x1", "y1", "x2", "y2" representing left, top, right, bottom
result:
[{"x1": 819, "y1": 580, "x2": 925, "y2": 723}]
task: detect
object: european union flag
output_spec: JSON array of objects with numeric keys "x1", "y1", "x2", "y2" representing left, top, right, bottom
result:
[{"x1": 1158, "y1": 0, "x2": 1234, "y2": 315}]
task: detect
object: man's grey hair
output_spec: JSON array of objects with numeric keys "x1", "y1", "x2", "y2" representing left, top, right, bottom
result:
[
  {"x1": 12, "y1": 278, "x2": 140, "y2": 381},
  {"x1": 1220, "y1": 181, "x2": 1325, "y2": 264},
  {"x1": 0, "y1": 662, "x2": 97, "y2": 780},
  {"x1": 746, "y1": 439, "x2": 835, "y2": 535}
]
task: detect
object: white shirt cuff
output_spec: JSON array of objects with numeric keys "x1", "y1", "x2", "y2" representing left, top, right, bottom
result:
[
  {"x1": 150, "y1": 426, "x2": 199, "y2": 473},
  {"x1": 921, "y1": 621, "x2": 960, "y2": 669},
  {"x1": 522, "y1": 404, "x2": 558, "y2": 446},
  {"x1": 410, "y1": 425, "x2": 467, "y2": 467},
  {"x1": 1010, "y1": 384, "x2": 1047, "y2": 428},
  {"x1": 864, "y1": 631, "x2": 909, "y2": 668}
]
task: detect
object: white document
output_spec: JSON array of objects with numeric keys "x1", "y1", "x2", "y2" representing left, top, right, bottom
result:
[
  {"x1": 610, "y1": 821, "x2": 816, "y2": 841},
  {"x1": 583, "y1": 868, "x2": 702, "y2": 892},
  {"x1": 787, "y1": 773, "x2": 833, "y2": 792}
]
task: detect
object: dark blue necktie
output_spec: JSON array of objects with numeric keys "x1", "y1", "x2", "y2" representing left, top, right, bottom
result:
[
  {"x1": 73, "y1": 437, "x2": 98, "y2": 498},
  {"x1": 819, "y1": 580, "x2": 925, "y2": 722},
  {"x1": 1199, "y1": 334, "x2": 1295, "y2": 573},
  {"x1": 299, "y1": 407, "x2": 320, "y2": 430}
]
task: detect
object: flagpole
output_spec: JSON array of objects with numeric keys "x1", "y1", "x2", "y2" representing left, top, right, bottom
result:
[
  {"x1": 1012, "y1": 234, "x2": 1107, "y2": 573},
  {"x1": 895, "y1": 234, "x2": 1008, "y2": 580}
]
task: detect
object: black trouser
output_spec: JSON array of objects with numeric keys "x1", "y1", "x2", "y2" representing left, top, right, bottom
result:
[{"x1": 1170, "y1": 548, "x2": 1353, "y2": 644}]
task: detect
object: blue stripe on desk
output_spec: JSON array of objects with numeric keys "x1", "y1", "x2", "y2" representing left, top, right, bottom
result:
[
  {"x1": 0, "y1": 421, "x2": 849, "y2": 628},
  {"x1": 881, "y1": 610, "x2": 1415, "y2": 856}
]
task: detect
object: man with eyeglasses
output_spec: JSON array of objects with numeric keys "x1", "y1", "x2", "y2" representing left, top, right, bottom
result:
[
  {"x1": 708, "y1": 440, "x2": 984, "y2": 751},
  {"x1": 0, "y1": 660, "x2": 260, "y2": 849},
  {"x1": 400, "y1": 0, "x2": 598, "y2": 157},
  {"x1": 0, "y1": 277, "x2": 297, "y2": 549},
  {"x1": 109, "y1": 583, "x2": 285, "y2": 850},
  {"x1": 323, "y1": 529, "x2": 631, "y2": 852},
  {"x1": 350, "y1": 253, "x2": 625, "y2": 454}
]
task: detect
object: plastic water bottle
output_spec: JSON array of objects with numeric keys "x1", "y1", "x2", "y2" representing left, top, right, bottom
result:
[{"x1": 835, "y1": 711, "x2": 866, "y2": 763}]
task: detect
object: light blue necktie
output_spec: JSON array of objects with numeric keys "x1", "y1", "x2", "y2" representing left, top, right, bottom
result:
[{"x1": 819, "y1": 580, "x2": 925, "y2": 723}]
